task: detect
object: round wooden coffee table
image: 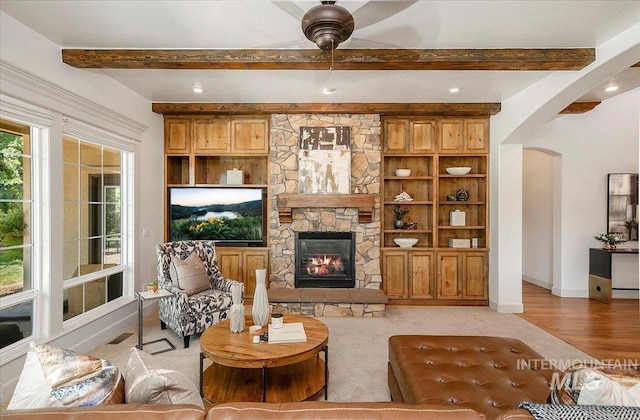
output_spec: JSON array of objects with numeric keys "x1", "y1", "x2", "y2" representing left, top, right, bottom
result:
[{"x1": 199, "y1": 313, "x2": 329, "y2": 403}]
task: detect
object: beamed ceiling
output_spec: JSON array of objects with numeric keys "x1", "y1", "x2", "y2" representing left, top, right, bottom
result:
[{"x1": 2, "y1": 1, "x2": 639, "y2": 113}]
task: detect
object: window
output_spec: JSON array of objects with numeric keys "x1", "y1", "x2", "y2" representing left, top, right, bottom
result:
[
  {"x1": 0, "y1": 119, "x2": 35, "y2": 350},
  {"x1": 62, "y1": 136, "x2": 126, "y2": 321}
]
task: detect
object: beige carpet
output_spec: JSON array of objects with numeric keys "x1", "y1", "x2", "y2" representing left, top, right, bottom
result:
[{"x1": 90, "y1": 305, "x2": 595, "y2": 402}]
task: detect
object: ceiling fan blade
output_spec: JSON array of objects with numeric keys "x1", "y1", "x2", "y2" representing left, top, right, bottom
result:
[
  {"x1": 352, "y1": 1, "x2": 418, "y2": 30},
  {"x1": 272, "y1": 1, "x2": 306, "y2": 21},
  {"x1": 341, "y1": 37, "x2": 399, "y2": 49}
]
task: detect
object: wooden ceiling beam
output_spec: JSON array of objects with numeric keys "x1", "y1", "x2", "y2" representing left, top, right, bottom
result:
[
  {"x1": 151, "y1": 102, "x2": 501, "y2": 116},
  {"x1": 560, "y1": 101, "x2": 601, "y2": 114},
  {"x1": 63, "y1": 48, "x2": 594, "y2": 71}
]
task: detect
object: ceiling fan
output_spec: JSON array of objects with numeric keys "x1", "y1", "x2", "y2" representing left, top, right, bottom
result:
[{"x1": 274, "y1": 1, "x2": 418, "y2": 50}]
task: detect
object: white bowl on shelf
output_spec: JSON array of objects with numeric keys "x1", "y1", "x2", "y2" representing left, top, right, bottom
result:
[
  {"x1": 395, "y1": 168, "x2": 411, "y2": 177},
  {"x1": 394, "y1": 238, "x2": 419, "y2": 248},
  {"x1": 446, "y1": 167, "x2": 472, "y2": 175}
]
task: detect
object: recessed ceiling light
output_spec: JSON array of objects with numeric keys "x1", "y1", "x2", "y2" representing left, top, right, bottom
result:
[
  {"x1": 605, "y1": 85, "x2": 619, "y2": 92},
  {"x1": 322, "y1": 87, "x2": 336, "y2": 94},
  {"x1": 448, "y1": 87, "x2": 460, "y2": 93},
  {"x1": 192, "y1": 87, "x2": 204, "y2": 93}
]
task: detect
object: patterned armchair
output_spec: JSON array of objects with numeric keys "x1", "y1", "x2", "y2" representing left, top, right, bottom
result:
[{"x1": 156, "y1": 241, "x2": 241, "y2": 348}]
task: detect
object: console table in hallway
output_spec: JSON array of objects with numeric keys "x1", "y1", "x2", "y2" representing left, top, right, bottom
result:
[{"x1": 588, "y1": 247, "x2": 639, "y2": 304}]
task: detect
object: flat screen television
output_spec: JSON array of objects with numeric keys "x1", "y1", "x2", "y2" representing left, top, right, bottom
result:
[{"x1": 168, "y1": 186, "x2": 267, "y2": 246}]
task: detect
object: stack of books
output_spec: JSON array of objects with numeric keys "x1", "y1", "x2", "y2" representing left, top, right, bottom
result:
[{"x1": 268, "y1": 322, "x2": 307, "y2": 343}]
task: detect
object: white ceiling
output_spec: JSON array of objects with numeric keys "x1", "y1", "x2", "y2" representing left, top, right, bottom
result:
[{"x1": 1, "y1": 1, "x2": 639, "y2": 104}]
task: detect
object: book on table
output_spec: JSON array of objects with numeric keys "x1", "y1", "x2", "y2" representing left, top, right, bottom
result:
[{"x1": 268, "y1": 322, "x2": 307, "y2": 343}]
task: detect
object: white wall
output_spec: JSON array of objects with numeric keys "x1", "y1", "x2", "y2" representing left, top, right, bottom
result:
[
  {"x1": 0, "y1": 11, "x2": 164, "y2": 401},
  {"x1": 524, "y1": 88, "x2": 639, "y2": 296},
  {"x1": 522, "y1": 149, "x2": 555, "y2": 288}
]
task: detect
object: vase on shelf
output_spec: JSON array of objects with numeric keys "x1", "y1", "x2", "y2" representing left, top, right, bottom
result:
[
  {"x1": 603, "y1": 243, "x2": 617, "y2": 250},
  {"x1": 394, "y1": 219, "x2": 404, "y2": 229},
  {"x1": 229, "y1": 283, "x2": 245, "y2": 333},
  {"x1": 251, "y1": 268, "x2": 269, "y2": 327}
]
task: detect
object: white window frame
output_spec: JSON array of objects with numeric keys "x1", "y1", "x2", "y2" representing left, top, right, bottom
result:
[
  {"x1": 0, "y1": 95, "x2": 53, "y2": 363},
  {"x1": 61, "y1": 117, "x2": 135, "y2": 331}
]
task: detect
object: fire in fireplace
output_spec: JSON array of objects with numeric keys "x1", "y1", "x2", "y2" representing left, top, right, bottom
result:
[{"x1": 295, "y1": 232, "x2": 355, "y2": 288}]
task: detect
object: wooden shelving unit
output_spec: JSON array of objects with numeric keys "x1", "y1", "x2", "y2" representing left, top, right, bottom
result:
[{"x1": 381, "y1": 117, "x2": 489, "y2": 305}]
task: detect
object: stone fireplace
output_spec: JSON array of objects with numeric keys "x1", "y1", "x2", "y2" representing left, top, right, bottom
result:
[
  {"x1": 295, "y1": 231, "x2": 355, "y2": 288},
  {"x1": 267, "y1": 114, "x2": 386, "y2": 317},
  {"x1": 269, "y1": 114, "x2": 382, "y2": 290}
]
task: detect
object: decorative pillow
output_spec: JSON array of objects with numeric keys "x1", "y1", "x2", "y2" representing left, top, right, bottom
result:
[
  {"x1": 7, "y1": 342, "x2": 124, "y2": 409},
  {"x1": 124, "y1": 347, "x2": 204, "y2": 409},
  {"x1": 169, "y1": 252, "x2": 211, "y2": 296},
  {"x1": 553, "y1": 363, "x2": 640, "y2": 407}
]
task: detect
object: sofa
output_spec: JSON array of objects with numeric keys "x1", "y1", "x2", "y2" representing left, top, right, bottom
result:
[
  {"x1": 4, "y1": 335, "x2": 637, "y2": 419},
  {"x1": 1, "y1": 402, "x2": 489, "y2": 419}
]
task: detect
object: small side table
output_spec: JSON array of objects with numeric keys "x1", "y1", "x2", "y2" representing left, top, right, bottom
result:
[{"x1": 137, "y1": 289, "x2": 175, "y2": 354}]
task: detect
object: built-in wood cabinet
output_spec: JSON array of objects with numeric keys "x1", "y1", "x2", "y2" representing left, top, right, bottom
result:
[
  {"x1": 163, "y1": 115, "x2": 270, "y2": 292},
  {"x1": 381, "y1": 116, "x2": 489, "y2": 305},
  {"x1": 382, "y1": 250, "x2": 435, "y2": 300},
  {"x1": 216, "y1": 248, "x2": 269, "y2": 298},
  {"x1": 165, "y1": 116, "x2": 269, "y2": 186}
]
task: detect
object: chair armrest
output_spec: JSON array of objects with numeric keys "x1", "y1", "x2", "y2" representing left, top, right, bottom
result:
[{"x1": 216, "y1": 278, "x2": 243, "y2": 293}]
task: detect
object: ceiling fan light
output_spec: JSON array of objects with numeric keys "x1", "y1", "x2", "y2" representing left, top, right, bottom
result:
[{"x1": 302, "y1": 2, "x2": 354, "y2": 51}]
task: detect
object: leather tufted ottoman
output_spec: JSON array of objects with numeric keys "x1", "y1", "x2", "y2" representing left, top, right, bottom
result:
[{"x1": 388, "y1": 336, "x2": 558, "y2": 420}]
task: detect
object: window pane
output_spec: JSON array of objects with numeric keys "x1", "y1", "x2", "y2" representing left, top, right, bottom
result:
[
  {"x1": 80, "y1": 203, "x2": 103, "y2": 238},
  {"x1": 80, "y1": 142, "x2": 101, "y2": 168},
  {"x1": 63, "y1": 239, "x2": 78, "y2": 280},
  {"x1": 105, "y1": 235, "x2": 121, "y2": 265},
  {"x1": 0, "y1": 248, "x2": 32, "y2": 296},
  {"x1": 107, "y1": 272, "x2": 123, "y2": 302},
  {"x1": 63, "y1": 163, "x2": 79, "y2": 202},
  {"x1": 105, "y1": 203, "x2": 121, "y2": 235},
  {"x1": 103, "y1": 148, "x2": 121, "y2": 171},
  {"x1": 64, "y1": 203, "x2": 79, "y2": 240},
  {"x1": 0, "y1": 300, "x2": 33, "y2": 349},
  {"x1": 64, "y1": 284, "x2": 83, "y2": 320},
  {"x1": 63, "y1": 137, "x2": 78, "y2": 164},
  {"x1": 0, "y1": 132, "x2": 27, "y2": 200},
  {"x1": 84, "y1": 278, "x2": 106, "y2": 312}
]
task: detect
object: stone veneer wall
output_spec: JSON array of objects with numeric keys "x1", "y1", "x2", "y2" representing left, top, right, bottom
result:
[{"x1": 268, "y1": 114, "x2": 382, "y2": 290}]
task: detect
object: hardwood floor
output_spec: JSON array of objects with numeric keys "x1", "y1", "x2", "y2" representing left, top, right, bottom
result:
[{"x1": 518, "y1": 282, "x2": 640, "y2": 363}]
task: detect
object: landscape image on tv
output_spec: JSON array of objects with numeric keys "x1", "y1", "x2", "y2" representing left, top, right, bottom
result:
[{"x1": 170, "y1": 187, "x2": 263, "y2": 242}]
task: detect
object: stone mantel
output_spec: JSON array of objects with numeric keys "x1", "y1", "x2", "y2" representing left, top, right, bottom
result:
[{"x1": 277, "y1": 193, "x2": 375, "y2": 223}]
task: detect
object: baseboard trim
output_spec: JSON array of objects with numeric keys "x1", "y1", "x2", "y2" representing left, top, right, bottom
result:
[
  {"x1": 522, "y1": 275, "x2": 552, "y2": 290},
  {"x1": 489, "y1": 300, "x2": 523, "y2": 313}
]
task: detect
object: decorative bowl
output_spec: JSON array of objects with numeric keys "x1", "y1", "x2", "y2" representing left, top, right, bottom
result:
[
  {"x1": 395, "y1": 168, "x2": 411, "y2": 177},
  {"x1": 446, "y1": 167, "x2": 472, "y2": 175},
  {"x1": 394, "y1": 237, "x2": 418, "y2": 248}
]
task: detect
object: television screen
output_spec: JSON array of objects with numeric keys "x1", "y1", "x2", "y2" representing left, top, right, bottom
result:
[{"x1": 169, "y1": 187, "x2": 266, "y2": 245}]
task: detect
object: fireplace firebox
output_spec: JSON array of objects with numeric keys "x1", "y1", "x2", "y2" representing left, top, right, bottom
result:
[{"x1": 295, "y1": 232, "x2": 355, "y2": 288}]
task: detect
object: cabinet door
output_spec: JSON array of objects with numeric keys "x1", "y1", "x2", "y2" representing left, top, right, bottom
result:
[
  {"x1": 164, "y1": 118, "x2": 190, "y2": 154},
  {"x1": 462, "y1": 252, "x2": 488, "y2": 299},
  {"x1": 243, "y1": 250, "x2": 269, "y2": 297},
  {"x1": 411, "y1": 121, "x2": 436, "y2": 153},
  {"x1": 216, "y1": 250, "x2": 242, "y2": 283},
  {"x1": 436, "y1": 252, "x2": 461, "y2": 299},
  {"x1": 383, "y1": 119, "x2": 409, "y2": 153},
  {"x1": 382, "y1": 251, "x2": 407, "y2": 298},
  {"x1": 232, "y1": 119, "x2": 269, "y2": 154},
  {"x1": 438, "y1": 119, "x2": 463, "y2": 153},
  {"x1": 409, "y1": 252, "x2": 434, "y2": 299},
  {"x1": 464, "y1": 119, "x2": 489, "y2": 153},
  {"x1": 193, "y1": 118, "x2": 230, "y2": 153}
]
